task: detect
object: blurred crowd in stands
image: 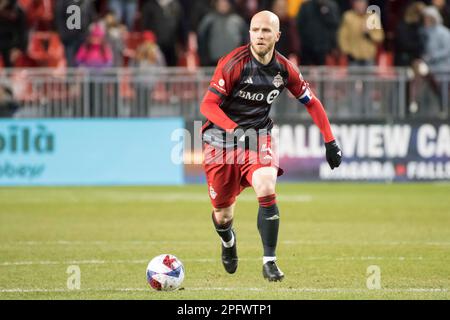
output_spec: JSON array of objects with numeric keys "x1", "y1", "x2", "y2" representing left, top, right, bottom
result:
[
  {"x1": 0, "y1": 0, "x2": 449, "y2": 70},
  {"x1": 1, "y1": 0, "x2": 449, "y2": 118}
]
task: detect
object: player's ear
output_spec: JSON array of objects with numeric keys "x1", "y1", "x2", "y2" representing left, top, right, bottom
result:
[{"x1": 275, "y1": 31, "x2": 281, "y2": 42}]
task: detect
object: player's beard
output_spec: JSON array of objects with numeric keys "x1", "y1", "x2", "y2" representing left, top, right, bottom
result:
[{"x1": 251, "y1": 42, "x2": 275, "y2": 58}]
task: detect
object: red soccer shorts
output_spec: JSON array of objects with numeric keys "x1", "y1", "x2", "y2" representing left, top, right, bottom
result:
[{"x1": 202, "y1": 135, "x2": 283, "y2": 208}]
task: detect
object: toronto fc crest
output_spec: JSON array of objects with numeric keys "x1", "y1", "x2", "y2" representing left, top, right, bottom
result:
[
  {"x1": 273, "y1": 73, "x2": 283, "y2": 88},
  {"x1": 209, "y1": 185, "x2": 217, "y2": 199}
]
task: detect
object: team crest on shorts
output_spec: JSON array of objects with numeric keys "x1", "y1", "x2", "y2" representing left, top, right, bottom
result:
[
  {"x1": 209, "y1": 185, "x2": 217, "y2": 199},
  {"x1": 273, "y1": 73, "x2": 283, "y2": 88},
  {"x1": 261, "y1": 143, "x2": 273, "y2": 160}
]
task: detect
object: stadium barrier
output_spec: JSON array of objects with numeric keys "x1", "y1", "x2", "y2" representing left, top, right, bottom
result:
[{"x1": 0, "y1": 66, "x2": 448, "y2": 120}]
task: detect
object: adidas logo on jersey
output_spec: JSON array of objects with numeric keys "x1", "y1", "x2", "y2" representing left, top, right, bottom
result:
[{"x1": 244, "y1": 77, "x2": 253, "y2": 84}]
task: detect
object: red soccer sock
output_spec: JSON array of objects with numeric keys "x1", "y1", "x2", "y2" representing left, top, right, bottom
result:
[{"x1": 258, "y1": 194, "x2": 277, "y2": 207}]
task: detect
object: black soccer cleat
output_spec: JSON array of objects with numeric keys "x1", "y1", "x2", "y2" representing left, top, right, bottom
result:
[
  {"x1": 262, "y1": 261, "x2": 284, "y2": 282},
  {"x1": 221, "y1": 229, "x2": 238, "y2": 274}
]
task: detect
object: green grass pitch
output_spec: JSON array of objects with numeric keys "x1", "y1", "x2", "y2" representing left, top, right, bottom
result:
[{"x1": 0, "y1": 183, "x2": 449, "y2": 300}]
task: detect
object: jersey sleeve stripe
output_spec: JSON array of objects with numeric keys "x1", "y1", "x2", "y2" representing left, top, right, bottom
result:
[
  {"x1": 223, "y1": 46, "x2": 249, "y2": 70},
  {"x1": 224, "y1": 51, "x2": 246, "y2": 69},
  {"x1": 224, "y1": 53, "x2": 250, "y2": 74},
  {"x1": 208, "y1": 86, "x2": 226, "y2": 99}
]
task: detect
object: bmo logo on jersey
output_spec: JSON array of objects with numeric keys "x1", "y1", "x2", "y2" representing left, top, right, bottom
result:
[
  {"x1": 238, "y1": 90, "x2": 264, "y2": 101},
  {"x1": 238, "y1": 90, "x2": 280, "y2": 104}
]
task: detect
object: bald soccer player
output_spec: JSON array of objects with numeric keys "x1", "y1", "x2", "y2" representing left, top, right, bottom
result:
[{"x1": 200, "y1": 11, "x2": 342, "y2": 281}]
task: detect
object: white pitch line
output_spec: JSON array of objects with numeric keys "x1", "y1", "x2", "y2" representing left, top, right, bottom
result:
[
  {"x1": 0, "y1": 256, "x2": 434, "y2": 267},
  {"x1": 282, "y1": 240, "x2": 450, "y2": 246},
  {"x1": 0, "y1": 259, "x2": 148, "y2": 266},
  {"x1": 0, "y1": 193, "x2": 313, "y2": 204},
  {"x1": 0, "y1": 287, "x2": 447, "y2": 294},
  {"x1": 3, "y1": 240, "x2": 209, "y2": 246},
  {"x1": 185, "y1": 287, "x2": 449, "y2": 293},
  {"x1": 3, "y1": 240, "x2": 450, "y2": 246}
]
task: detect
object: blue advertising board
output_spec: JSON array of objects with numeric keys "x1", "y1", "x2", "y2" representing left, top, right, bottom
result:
[{"x1": 0, "y1": 118, "x2": 184, "y2": 186}]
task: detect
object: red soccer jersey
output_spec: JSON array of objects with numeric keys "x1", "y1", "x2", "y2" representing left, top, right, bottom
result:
[{"x1": 200, "y1": 44, "x2": 334, "y2": 146}]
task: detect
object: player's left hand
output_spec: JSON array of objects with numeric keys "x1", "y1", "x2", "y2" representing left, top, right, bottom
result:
[{"x1": 325, "y1": 140, "x2": 342, "y2": 170}]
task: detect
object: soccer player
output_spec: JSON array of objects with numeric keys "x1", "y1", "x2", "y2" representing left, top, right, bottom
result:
[{"x1": 200, "y1": 10, "x2": 342, "y2": 281}]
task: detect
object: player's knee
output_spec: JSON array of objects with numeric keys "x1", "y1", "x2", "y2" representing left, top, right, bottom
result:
[
  {"x1": 251, "y1": 167, "x2": 277, "y2": 193},
  {"x1": 213, "y1": 206, "x2": 234, "y2": 224},
  {"x1": 254, "y1": 182, "x2": 276, "y2": 197},
  {"x1": 252, "y1": 170, "x2": 277, "y2": 197}
]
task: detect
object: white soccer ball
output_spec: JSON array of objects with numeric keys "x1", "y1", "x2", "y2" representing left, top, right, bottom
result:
[{"x1": 146, "y1": 254, "x2": 185, "y2": 291}]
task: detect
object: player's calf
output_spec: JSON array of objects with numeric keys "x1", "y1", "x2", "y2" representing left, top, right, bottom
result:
[{"x1": 212, "y1": 210, "x2": 238, "y2": 274}]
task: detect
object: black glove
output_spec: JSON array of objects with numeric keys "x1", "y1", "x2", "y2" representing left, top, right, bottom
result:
[{"x1": 325, "y1": 140, "x2": 342, "y2": 170}]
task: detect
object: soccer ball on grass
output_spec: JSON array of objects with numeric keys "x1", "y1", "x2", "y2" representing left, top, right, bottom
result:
[{"x1": 146, "y1": 254, "x2": 185, "y2": 291}]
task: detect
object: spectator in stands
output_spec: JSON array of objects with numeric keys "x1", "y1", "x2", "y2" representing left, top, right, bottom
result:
[
  {"x1": 394, "y1": 1, "x2": 426, "y2": 67},
  {"x1": 335, "y1": 0, "x2": 351, "y2": 15},
  {"x1": 197, "y1": 0, "x2": 248, "y2": 67},
  {"x1": 141, "y1": 0, "x2": 187, "y2": 67},
  {"x1": 108, "y1": 0, "x2": 137, "y2": 30},
  {"x1": 130, "y1": 31, "x2": 166, "y2": 116},
  {"x1": 19, "y1": 0, "x2": 53, "y2": 31},
  {"x1": 76, "y1": 23, "x2": 116, "y2": 117},
  {"x1": 338, "y1": 0, "x2": 384, "y2": 66},
  {"x1": 0, "y1": 0, "x2": 28, "y2": 67},
  {"x1": 76, "y1": 23, "x2": 113, "y2": 68},
  {"x1": 394, "y1": 1, "x2": 428, "y2": 114},
  {"x1": 0, "y1": 83, "x2": 19, "y2": 117},
  {"x1": 271, "y1": 0, "x2": 300, "y2": 61},
  {"x1": 179, "y1": 0, "x2": 211, "y2": 32},
  {"x1": 131, "y1": 31, "x2": 166, "y2": 68},
  {"x1": 422, "y1": 5, "x2": 450, "y2": 70},
  {"x1": 103, "y1": 10, "x2": 127, "y2": 67},
  {"x1": 338, "y1": 0, "x2": 384, "y2": 116},
  {"x1": 234, "y1": 0, "x2": 260, "y2": 24},
  {"x1": 432, "y1": 0, "x2": 450, "y2": 29},
  {"x1": 54, "y1": 0, "x2": 95, "y2": 67},
  {"x1": 258, "y1": 0, "x2": 277, "y2": 11},
  {"x1": 296, "y1": 0, "x2": 340, "y2": 65},
  {"x1": 412, "y1": 5, "x2": 450, "y2": 111}
]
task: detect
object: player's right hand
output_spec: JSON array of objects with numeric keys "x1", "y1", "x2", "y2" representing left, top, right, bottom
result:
[{"x1": 325, "y1": 140, "x2": 342, "y2": 170}]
